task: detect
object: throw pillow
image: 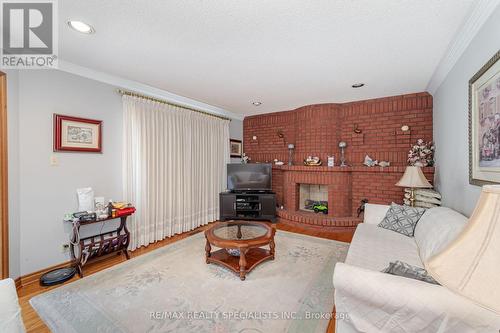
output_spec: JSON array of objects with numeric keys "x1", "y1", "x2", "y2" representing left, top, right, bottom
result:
[
  {"x1": 378, "y1": 203, "x2": 425, "y2": 237},
  {"x1": 382, "y1": 261, "x2": 440, "y2": 285}
]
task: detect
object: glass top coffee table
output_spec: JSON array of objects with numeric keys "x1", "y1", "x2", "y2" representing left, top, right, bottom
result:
[{"x1": 205, "y1": 221, "x2": 275, "y2": 280}]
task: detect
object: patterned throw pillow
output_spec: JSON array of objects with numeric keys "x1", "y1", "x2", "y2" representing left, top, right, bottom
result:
[
  {"x1": 378, "y1": 203, "x2": 425, "y2": 237},
  {"x1": 382, "y1": 261, "x2": 440, "y2": 285}
]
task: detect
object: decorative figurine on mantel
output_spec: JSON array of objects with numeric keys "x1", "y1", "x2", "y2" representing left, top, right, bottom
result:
[
  {"x1": 273, "y1": 159, "x2": 284, "y2": 165},
  {"x1": 363, "y1": 155, "x2": 378, "y2": 167},
  {"x1": 378, "y1": 161, "x2": 391, "y2": 168},
  {"x1": 327, "y1": 155, "x2": 335, "y2": 167},
  {"x1": 339, "y1": 141, "x2": 348, "y2": 167},
  {"x1": 304, "y1": 156, "x2": 322, "y2": 166},
  {"x1": 364, "y1": 155, "x2": 391, "y2": 168},
  {"x1": 241, "y1": 153, "x2": 250, "y2": 164}
]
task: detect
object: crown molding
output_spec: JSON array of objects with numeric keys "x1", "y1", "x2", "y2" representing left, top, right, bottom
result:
[
  {"x1": 57, "y1": 60, "x2": 245, "y2": 121},
  {"x1": 426, "y1": 0, "x2": 500, "y2": 94}
]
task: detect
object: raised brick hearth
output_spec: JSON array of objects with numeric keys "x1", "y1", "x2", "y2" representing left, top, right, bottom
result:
[{"x1": 243, "y1": 92, "x2": 434, "y2": 230}]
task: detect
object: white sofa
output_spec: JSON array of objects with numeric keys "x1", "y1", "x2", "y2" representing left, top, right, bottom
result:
[
  {"x1": 0, "y1": 278, "x2": 25, "y2": 333},
  {"x1": 333, "y1": 204, "x2": 500, "y2": 333}
]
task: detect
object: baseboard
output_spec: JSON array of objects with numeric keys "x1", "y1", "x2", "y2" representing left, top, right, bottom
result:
[
  {"x1": 14, "y1": 277, "x2": 21, "y2": 289},
  {"x1": 16, "y1": 260, "x2": 72, "y2": 289},
  {"x1": 14, "y1": 222, "x2": 213, "y2": 290}
]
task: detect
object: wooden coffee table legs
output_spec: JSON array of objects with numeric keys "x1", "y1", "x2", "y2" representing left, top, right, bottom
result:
[
  {"x1": 205, "y1": 240, "x2": 211, "y2": 263},
  {"x1": 204, "y1": 221, "x2": 275, "y2": 280},
  {"x1": 270, "y1": 238, "x2": 275, "y2": 259},
  {"x1": 239, "y1": 248, "x2": 248, "y2": 280},
  {"x1": 205, "y1": 244, "x2": 274, "y2": 281}
]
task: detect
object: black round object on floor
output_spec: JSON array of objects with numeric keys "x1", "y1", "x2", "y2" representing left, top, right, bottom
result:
[{"x1": 40, "y1": 267, "x2": 76, "y2": 286}]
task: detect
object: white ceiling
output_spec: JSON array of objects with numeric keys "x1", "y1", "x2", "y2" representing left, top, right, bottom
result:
[{"x1": 59, "y1": 0, "x2": 477, "y2": 116}]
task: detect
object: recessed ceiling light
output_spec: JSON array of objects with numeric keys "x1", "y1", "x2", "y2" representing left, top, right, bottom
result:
[
  {"x1": 67, "y1": 20, "x2": 95, "y2": 34},
  {"x1": 352, "y1": 83, "x2": 365, "y2": 88},
  {"x1": 252, "y1": 101, "x2": 262, "y2": 106}
]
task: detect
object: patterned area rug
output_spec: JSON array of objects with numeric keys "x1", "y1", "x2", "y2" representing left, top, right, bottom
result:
[{"x1": 31, "y1": 230, "x2": 349, "y2": 333}]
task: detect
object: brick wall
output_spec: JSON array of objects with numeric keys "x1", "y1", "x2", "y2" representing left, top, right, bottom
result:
[
  {"x1": 243, "y1": 92, "x2": 434, "y2": 229},
  {"x1": 243, "y1": 92, "x2": 433, "y2": 166}
]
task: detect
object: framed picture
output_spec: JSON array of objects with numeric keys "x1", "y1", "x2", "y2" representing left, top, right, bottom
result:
[
  {"x1": 53, "y1": 114, "x2": 102, "y2": 153},
  {"x1": 469, "y1": 50, "x2": 500, "y2": 185},
  {"x1": 230, "y1": 139, "x2": 242, "y2": 158}
]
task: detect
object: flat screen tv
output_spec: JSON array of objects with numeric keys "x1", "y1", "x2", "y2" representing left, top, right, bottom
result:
[{"x1": 227, "y1": 163, "x2": 272, "y2": 192}]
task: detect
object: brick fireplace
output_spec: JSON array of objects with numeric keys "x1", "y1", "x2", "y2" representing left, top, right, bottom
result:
[
  {"x1": 244, "y1": 92, "x2": 435, "y2": 231},
  {"x1": 272, "y1": 165, "x2": 434, "y2": 231}
]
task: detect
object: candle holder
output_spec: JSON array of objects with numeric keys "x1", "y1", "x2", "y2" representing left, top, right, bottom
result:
[
  {"x1": 339, "y1": 141, "x2": 347, "y2": 167},
  {"x1": 288, "y1": 144, "x2": 295, "y2": 166}
]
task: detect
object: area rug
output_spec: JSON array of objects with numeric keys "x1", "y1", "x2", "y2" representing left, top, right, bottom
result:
[{"x1": 31, "y1": 230, "x2": 349, "y2": 333}]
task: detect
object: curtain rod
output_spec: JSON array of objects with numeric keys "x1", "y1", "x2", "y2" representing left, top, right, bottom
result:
[{"x1": 116, "y1": 89, "x2": 231, "y2": 121}]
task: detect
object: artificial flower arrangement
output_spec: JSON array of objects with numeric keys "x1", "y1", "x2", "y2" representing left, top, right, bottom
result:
[{"x1": 408, "y1": 139, "x2": 435, "y2": 167}]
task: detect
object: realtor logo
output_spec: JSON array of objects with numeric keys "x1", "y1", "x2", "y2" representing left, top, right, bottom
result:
[{"x1": 1, "y1": 0, "x2": 58, "y2": 68}]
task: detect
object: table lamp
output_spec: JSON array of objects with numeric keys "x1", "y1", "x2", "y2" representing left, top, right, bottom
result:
[
  {"x1": 395, "y1": 166, "x2": 432, "y2": 206},
  {"x1": 426, "y1": 185, "x2": 500, "y2": 314}
]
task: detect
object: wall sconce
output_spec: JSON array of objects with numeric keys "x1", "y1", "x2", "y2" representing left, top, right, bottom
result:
[
  {"x1": 288, "y1": 143, "x2": 295, "y2": 166},
  {"x1": 277, "y1": 129, "x2": 285, "y2": 145},
  {"x1": 353, "y1": 124, "x2": 362, "y2": 134}
]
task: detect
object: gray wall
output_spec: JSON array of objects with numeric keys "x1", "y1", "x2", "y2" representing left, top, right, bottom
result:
[
  {"x1": 433, "y1": 5, "x2": 500, "y2": 216},
  {"x1": 17, "y1": 70, "x2": 123, "y2": 275},
  {"x1": 8, "y1": 69, "x2": 244, "y2": 276},
  {"x1": 229, "y1": 119, "x2": 243, "y2": 163},
  {"x1": 7, "y1": 70, "x2": 20, "y2": 279}
]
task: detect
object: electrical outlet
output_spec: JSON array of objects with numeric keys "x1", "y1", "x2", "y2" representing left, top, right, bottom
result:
[
  {"x1": 50, "y1": 155, "x2": 59, "y2": 166},
  {"x1": 61, "y1": 243, "x2": 70, "y2": 253}
]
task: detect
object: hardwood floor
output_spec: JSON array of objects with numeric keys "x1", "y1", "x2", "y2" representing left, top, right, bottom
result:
[{"x1": 17, "y1": 221, "x2": 353, "y2": 332}]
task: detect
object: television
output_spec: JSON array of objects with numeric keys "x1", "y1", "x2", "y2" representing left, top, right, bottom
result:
[{"x1": 227, "y1": 163, "x2": 272, "y2": 192}]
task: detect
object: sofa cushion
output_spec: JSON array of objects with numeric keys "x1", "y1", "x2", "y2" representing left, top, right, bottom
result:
[
  {"x1": 363, "y1": 203, "x2": 390, "y2": 225},
  {"x1": 346, "y1": 223, "x2": 423, "y2": 271},
  {"x1": 0, "y1": 278, "x2": 25, "y2": 333},
  {"x1": 382, "y1": 260, "x2": 440, "y2": 285},
  {"x1": 414, "y1": 207, "x2": 467, "y2": 263},
  {"x1": 378, "y1": 203, "x2": 426, "y2": 237}
]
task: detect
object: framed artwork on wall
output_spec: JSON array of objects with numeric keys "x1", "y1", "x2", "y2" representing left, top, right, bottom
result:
[
  {"x1": 230, "y1": 139, "x2": 242, "y2": 158},
  {"x1": 53, "y1": 114, "x2": 102, "y2": 153},
  {"x1": 469, "y1": 50, "x2": 500, "y2": 185}
]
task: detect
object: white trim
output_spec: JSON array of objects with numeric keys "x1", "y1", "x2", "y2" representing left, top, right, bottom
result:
[
  {"x1": 426, "y1": 0, "x2": 500, "y2": 94},
  {"x1": 57, "y1": 60, "x2": 245, "y2": 120}
]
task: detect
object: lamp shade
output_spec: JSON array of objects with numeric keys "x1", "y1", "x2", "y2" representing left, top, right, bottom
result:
[
  {"x1": 426, "y1": 185, "x2": 500, "y2": 314},
  {"x1": 395, "y1": 166, "x2": 432, "y2": 188}
]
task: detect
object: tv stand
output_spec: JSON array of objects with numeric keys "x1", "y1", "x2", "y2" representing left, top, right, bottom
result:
[{"x1": 220, "y1": 192, "x2": 276, "y2": 222}]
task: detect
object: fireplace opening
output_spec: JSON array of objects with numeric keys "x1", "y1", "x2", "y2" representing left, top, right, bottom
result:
[{"x1": 299, "y1": 184, "x2": 328, "y2": 214}]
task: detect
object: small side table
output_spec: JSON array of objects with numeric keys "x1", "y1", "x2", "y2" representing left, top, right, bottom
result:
[{"x1": 70, "y1": 214, "x2": 132, "y2": 277}]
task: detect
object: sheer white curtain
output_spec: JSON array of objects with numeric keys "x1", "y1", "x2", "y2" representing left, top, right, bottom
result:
[{"x1": 122, "y1": 95, "x2": 230, "y2": 250}]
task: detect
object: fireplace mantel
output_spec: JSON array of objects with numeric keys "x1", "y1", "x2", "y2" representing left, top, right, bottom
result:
[{"x1": 273, "y1": 165, "x2": 435, "y2": 173}]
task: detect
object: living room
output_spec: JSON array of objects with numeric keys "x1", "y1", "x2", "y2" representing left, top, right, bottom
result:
[{"x1": 0, "y1": 1, "x2": 499, "y2": 332}]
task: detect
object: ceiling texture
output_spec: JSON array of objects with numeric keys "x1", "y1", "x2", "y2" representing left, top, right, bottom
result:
[{"x1": 60, "y1": 0, "x2": 477, "y2": 116}]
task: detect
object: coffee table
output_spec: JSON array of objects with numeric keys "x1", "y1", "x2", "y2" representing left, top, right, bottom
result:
[{"x1": 205, "y1": 221, "x2": 275, "y2": 280}]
